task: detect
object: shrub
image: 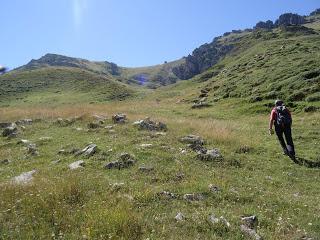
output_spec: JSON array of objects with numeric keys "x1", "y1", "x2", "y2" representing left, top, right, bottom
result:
[{"x1": 306, "y1": 93, "x2": 320, "y2": 102}]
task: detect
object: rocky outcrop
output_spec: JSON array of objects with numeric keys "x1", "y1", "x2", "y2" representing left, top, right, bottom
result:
[
  {"x1": 310, "y1": 8, "x2": 320, "y2": 16},
  {"x1": 172, "y1": 40, "x2": 234, "y2": 80},
  {"x1": 275, "y1": 13, "x2": 306, "y2": 26},
  {"x1": 254, "y1": 20, "x2": 274, "y2": 29}
]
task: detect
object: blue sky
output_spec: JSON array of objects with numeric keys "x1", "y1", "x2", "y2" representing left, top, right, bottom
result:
[{"x1": 1, "y1": 0, "x2": 319, "y2": 69}]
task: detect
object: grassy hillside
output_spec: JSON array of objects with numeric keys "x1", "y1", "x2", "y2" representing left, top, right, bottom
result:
[
  {"x1": 183, "y1": 23, "x2": 320, "y2": 113},
  {"x1": 0, "y1": 67, "x2": 140, "y2": 107}
]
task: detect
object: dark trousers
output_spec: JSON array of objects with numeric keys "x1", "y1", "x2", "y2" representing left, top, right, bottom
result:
[{"x1": 275, "y1": 124, "x2": 295, "y2": 156}]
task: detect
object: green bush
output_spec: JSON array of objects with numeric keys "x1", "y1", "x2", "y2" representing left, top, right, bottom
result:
[{"x1": 306, "y1": 92, "x2": 320, "y2": 102}]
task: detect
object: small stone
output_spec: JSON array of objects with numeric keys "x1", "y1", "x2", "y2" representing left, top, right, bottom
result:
[
  {"x1": 241, "y1": 215, "x2": 258, "y2": 230},
  {"x1": 17, "y1": 139, "x2": 31, "y2": 145},
  {"x1": 0, "y1": 122, "x2": 12, "y2": 128},
  {"x1": 104, "y1": 161, "x2": 121, "y2": 169},
  {"x1": 39, "y1": 137, "x2": 52, "y2": 141},
  {"x1": 69, "y1": 160, "x2": 85, "y2": 170},
  {"x1": 104, "y1": 125, "x2": 114, "y2": 129},
  {"x1": 2, "y1": 124, "x2": 18, "y2": 137},
  {"x1": 175, "y1": 212, "x2": 185, "y2": 221},
  {"x1": 138, "y1": 166, "x2": 154, "y2": 172},
  {"x1": 158, "y1": 191, "x2": 177, "y2": 199},
  {"x1": 12, "y1": 170, "x2": 36, "y2": 184},
  {"x1": 180, "y1": 135, "x2": 204, "y2": 145},
  {"x1": 27, "y1": 144, "x2": 39, "y2": 156},
  {"x1": 15, "y1": 119, "x2": 33, "y2": 125},
  {"x1": 140, "y1": 143, "x2": 153, "y2": 148},
  {"x1": 197, "y1": 148, "x2": 223, "y2": 161},
  {"x1": 112, "y1": 113, "x2": 127, "y2": 124},
  {"x1": 51, "y1": 159, "x2": 61, "y2": 164},
  {"x1": 81, "y1": 144, "x2": 97, "y2": 157},
  {"x1": 87, "y1": 122, "x2": 102, "y2": 129},
  {"x1": 209, "y1": 184, "x2": 221, "y2": 193},
  {"x1": 183, "y1": 193, "x2": 205, "y2": 201}
]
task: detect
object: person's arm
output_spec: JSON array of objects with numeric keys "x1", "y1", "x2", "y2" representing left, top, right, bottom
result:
[{"x1": 269, "y1": 109, "x2": 275, "y2": 135}]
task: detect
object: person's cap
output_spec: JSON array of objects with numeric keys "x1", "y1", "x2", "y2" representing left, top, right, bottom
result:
[{"x1": 275, "y1": 99, "x2": 283, "y2": 106}]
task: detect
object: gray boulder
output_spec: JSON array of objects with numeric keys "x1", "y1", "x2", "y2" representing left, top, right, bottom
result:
[
  {"x1": 27, "y1": 144, "x2": 39, "y2": 156},
  {"x1": 112, "y1": 113, "x2": 127, "y2": 124},
  {"x1": 69, "y1": 160, "x2": 85, "y2": 170},
  {"x1": 15, "y1": 119, "x2": 33, "y2": 125},
  {"x1": 104, "y1": 153, "x2": 136, "y2": 170},
  {"x1": 240, "y1": 215, "x2": 262, "y2": 240},
  {"x1": 0, "y1": 122, "x2": 13, "y2": 128},
  {"x1": 197, "y1": 148, "x2": 223, "y2": 161},
  {"x1": 75, "y1": 144, "x2": 97, "y2": 157},
  {"x1": 175, "y1": 212, "x2": 185, "y2": 221},
  {"x1": 157, "y1": 191, "x2": 177, "y2": 199},
  {"x1": 2, "y1": 124, "x2": 18, "y2": 138},
  {"x1": 133, "y1": 118, "x2": 167, "y2": 131},
  {"x1": 12, "y1": 170, "x2": 36, "y2": 184}
]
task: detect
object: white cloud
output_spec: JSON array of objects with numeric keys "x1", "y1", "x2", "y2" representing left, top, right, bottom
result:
[{"x1": 73, "y1": 0, "x2": 88, "y2": 28}]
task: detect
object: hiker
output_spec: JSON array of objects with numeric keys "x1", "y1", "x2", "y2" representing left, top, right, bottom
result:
[{"x1": 269, "y1": 100, "x2": 295, "y2": 160}]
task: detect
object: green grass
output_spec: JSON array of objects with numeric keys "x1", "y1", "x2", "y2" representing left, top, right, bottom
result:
[{"x1": 0, "y1": 96, "x2": 319, "y2": 239}]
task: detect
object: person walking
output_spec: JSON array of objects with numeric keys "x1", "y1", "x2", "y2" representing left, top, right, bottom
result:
[{"x1": 269, "y1": 100, "x2": 296, "y2": 160}]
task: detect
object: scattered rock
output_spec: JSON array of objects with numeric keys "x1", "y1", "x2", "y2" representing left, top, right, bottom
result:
[
  {"x1": 17, "y1": 139, "x2": 31, "y2": 145},
  {"x1": 139, "y1": 143, "x2": 153, "y2": 148},
  {"x1": 55, "y1": 118, "x2": 76, "y2": 127},
  {"x1": 240, "y1": 215, "x2": 262, "y2": 240},
  {"x1": 51, "y1": 159, "x2": 61, "y2": 164},
  {"x1": 104, "y1": 125, "x2": 114, "y2": 130},
  {"x1": 2, "y1": 124, "x2": 18, "y2": 138},
  {"x1": 69, "y1": 160, "x2": 85, "y2": 170},
  {"x1": 27, "y1": 144, "x2": 39, "y2": 156},
  {"x1": 12, "y1": 170, "x2": 36, "y2": 184},
  {"x1": 104, "y1": 153, "x2": 135, "y2": 169},
  {"x1": 133, "y1": 118, "x2": 167, "y2": 131},
  {"x1": 158, "y1": 191, "x2": 177, "y2": 199},
  {"x1": 38, "y1": 137, "x2": 53, "y2": 141},
  {"x1": 138, "y1": 166, "x2": 154, "y2": 172},
  {"x1": 192, "y1": 102, "x2": 211, "y2": 109},
  {"x1": 209, "y1": 184, "x2": 221, "y2": 193},
  {"x1": 0, "y1": 122, "x2": 13, "y2": 128},
  {"x1": 180, "y1": 135, "x2": 204, "y2": 145},
  {"x1": 112, "y1": 113, "x2": 127, "y2": 124},
  {"x1": 75, "y1": 144, "x2": 98, "y2": 157},
  {"x1": 183, "y1": 193, "x2": 205, "y2": 201},
  {"x1": 15, "y1": 119, "x2": 33, "y2": 125},
  {"x1": 87, "y1": 122, "x2": 102, "y2": 129},
  {"x1": 197, "y1": 148, "x2": 223, "y2": 161},
  {"x1": 175, "y1": 212, "x2": 185, "y2": 221},
  {"x1": 208, "y1": 215, "x2": 231, "y2": 228}
]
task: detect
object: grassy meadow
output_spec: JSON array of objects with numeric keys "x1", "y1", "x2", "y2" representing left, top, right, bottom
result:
[{"x1": 0, "y1": 89, "x2": 319, "y2": 239}]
